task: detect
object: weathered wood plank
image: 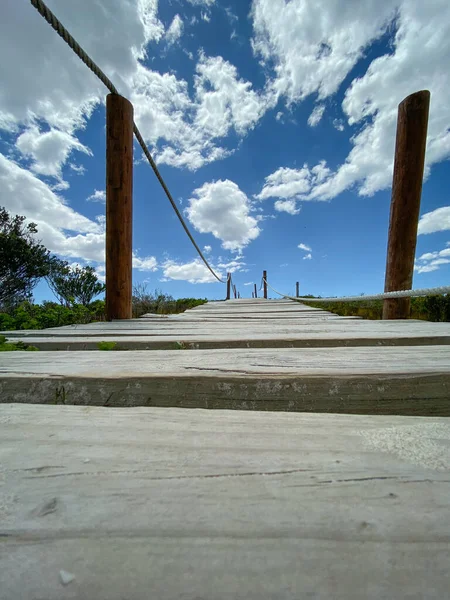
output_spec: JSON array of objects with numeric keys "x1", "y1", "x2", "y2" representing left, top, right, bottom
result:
[
  {"x1": 1, "y1": 347, "x2": 450, "y2": 414},
  {"x1": 1, "y1": 405, "x2": 449, "y2": 599}
]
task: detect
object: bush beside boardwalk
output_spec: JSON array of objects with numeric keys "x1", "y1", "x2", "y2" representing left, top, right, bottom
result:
[
  {"x1": 303, "y1": 295, "x2": 450, "y2": 322},
  {"x1": 0, "y1": 294, "x2": 207, "y2": 331}
]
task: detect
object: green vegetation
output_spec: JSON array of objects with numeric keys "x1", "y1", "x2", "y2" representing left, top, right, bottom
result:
[
  {"x1": 0, "y1": 300, "x2": 106, "y2": 331},
  {"x1": 0, "y1": 335, "x2": 38, "y2": 352},
  {"x1": 46, "y1": 261, "x2": 105, "y2": 306},
  {"x1": 132, "y1": 284, "x2": 207, "y2": 317},
  {"x1": 97, "y1": 341, "x2": 118, "y2": 351},
  {"x1": 302, "y1": 295, "x2": 450, "y2": 322},
  {"x1": 0, "y1": 206, "x2": 56, "y2": 307},
  {"x1": 0, "y1": 208, "x2": 208, "y2": 331}
]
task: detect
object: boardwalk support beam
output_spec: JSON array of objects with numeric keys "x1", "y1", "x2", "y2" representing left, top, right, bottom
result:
[
  {"x1": 263, "y1": 271, "x2": 268, "y2": 300},
  {"x1": 106, "y1": 94, "x2": 134, "y2": 321},
  {"x1": 383, "y1": 90, "x2": 430, "y2": 320}
]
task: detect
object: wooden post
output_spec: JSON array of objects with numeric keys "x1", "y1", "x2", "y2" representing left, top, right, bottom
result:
[
  {"x1": 226, "y1": 273, "x2": 231, "y2": 300},
  {"x1": 254, "y1": 283, "x2": 258, "y2": 299},
  {"x1": 296, "y1": 282, "x2": 299, "y2": 297},
  {"x1": 263, "y1": 270, "x2": 267, "y2": 300},
  {"x1": 106, "y1": 94, "x2": 134, "y2": 321},
  {"x1": 238, "y1": 292, "x2": 241, "y2": 299},
  {"x1": 233, "y1": 284, "x2": 237, "y2": 299},
  {"x1": 383, "y1": 90, "x2": 430, "y2": 320}
]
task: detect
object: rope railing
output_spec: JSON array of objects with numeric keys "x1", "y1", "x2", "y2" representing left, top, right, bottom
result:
[
  {"x1": 263, "y1": 278, "x2": 450, "y2": 302},
  {"x1": 30, "y1": 0, "x2": 226, "y2": 284}
]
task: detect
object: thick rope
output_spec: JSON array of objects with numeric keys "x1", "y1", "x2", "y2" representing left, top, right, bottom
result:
[
  {"x1": 263, "y1": 278, "x2": 450, "y2": 302},
  {"x1": 30, "y1": 0, "x2": 225, "y2": 284}
]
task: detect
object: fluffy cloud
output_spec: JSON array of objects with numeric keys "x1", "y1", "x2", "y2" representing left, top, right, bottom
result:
[
  {"x1": 252, "y1": 0, "x2": 450, "y2": 200},
  {"x1": 418, "y1": 206, "x2": 450, "y2": 235},
  {"x1": 131, "y1": 53, "x2": 269, "y2": 170},
  {"x1": 415, "y1": 244, "x2": 450, "y2": 274},
  {"x1": 274, "y1": 199, "x2": 301, "y2": 215},
  {"x1": 132, "y1": 254, "x2": 158, "y2": 271},
  {"x1": 298, "y1": 243, "x2": 311, "y2": 252},
  {"x1": 307, "y1": 104, "x2": 325, "y2": 127},
  {"x1": 303, "y1": 253, "x2": 312, "y2": 260},
  {"x1": 162, "y1": 258, "x2": 222, "y2": 283},
  {"x1": 165, "y1": 14, "x2": 183, "y2": 45},
  {"x1": 87, "y1": 190, "x2": 106, "y2": 204},
  {"x1": 256, "y1": 161, "x2": 331, "y2": 210},
  {"x1": 186, "y1": 180, "x2": 261, "y2": 250},
  {"x1": 15, "y1": 126, "x2": 91, "y2": 179},
  {"x1": 186, "y1": 0, "x2": 216, "y2": 5},
  {"x1": 251, "y1": 0, "x2": 397, "y2": 104}
]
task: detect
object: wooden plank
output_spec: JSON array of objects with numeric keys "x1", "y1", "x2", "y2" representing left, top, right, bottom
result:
[
  {"x1": 4, "y1": 322, "x2": 450, "y2": 350},
  {"x1": 1, "y1": 347, "x2": 450, "y2": 414},
  {"x1": 1, "y1": 404, "x2": 449, "y2": 599}
]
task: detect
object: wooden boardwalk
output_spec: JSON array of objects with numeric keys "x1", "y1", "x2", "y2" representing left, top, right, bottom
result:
[
  {"x1": 1, "y1": 299, "x2": 450, "y2": 598},
  {"x1": 2, "y1": 299, "x2": 450, "y2": 414}
]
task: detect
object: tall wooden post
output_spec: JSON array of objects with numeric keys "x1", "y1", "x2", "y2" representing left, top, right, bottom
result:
[
  {"x1": 106, "y1": 94, "x2": 133, "y2": 321},
  {"x1": 263, "y1": 270, "x2": 267, "y2": 299},
  {"x1": 254, "y1": 283, "x2": 258, "y2": 299},
  {"x1": 233, "y1": 284, "x2": 237, "y2": 299},
  {"x1": 383, "y1": 90, "x2": 430, "y2": 320},
  {"x1": 226, "y1": 273, "x2": 231, "y2": 300},
  {"x1": 296, "y1": 282, "x2": 299, "y2": 297},
  {"x1": 238, "y1": 292, "x2": 241, "y2": 299}
]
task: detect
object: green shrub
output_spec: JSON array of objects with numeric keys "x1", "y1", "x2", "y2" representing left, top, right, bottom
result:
[
  {"x1": 0, "y1": 335, "x2": 39, "y2": 351},
  {"x1": 303, "y1": 295, "x2": 450, "y2": 322},
  {"x1": 97, "y1": 341, "x2": 118, "y2": 351}
]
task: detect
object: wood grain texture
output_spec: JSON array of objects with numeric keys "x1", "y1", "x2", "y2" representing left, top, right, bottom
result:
[
  {"x1": 1, "y1": 346, "x2": 450, "y2": 414},
  {"x1": 106, "y1": 93, "x2": 133, "y2": 321},
  {"x1": 1, "y1": 404, "x2": 449, "y2": 599},
  {"x1": 383, "y1": 90, "x2": 430, "y2": 319}
]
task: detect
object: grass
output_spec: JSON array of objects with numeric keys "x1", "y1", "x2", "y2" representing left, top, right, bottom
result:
[{"x1": 301, "y1": 295, "x2": 450, "y2": 321}]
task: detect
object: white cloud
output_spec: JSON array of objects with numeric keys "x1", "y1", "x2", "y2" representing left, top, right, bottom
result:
[
  {"x1": 132, "y1": 53, "x2": 270, "y2": 170},
  {"x1": 307, "y1": 104, "x2": 325, "y2": 127},
  {"x1": 203, "y1": 245, "x2": 212, "y2": 253},
  {"x1": 186, "y1": 0, "x2": 216, "y2": 5},
  {"x1": 244, "y1": 282, "x2": 253, "y2": 286},
  {"x1": 0, "y1": 0, "x2": 163, "y2": 133},
  {"x1": 303, "y1": 253, "x2": 312, "y2": 260},
  {"x1": 87, "y1": 189, "x2": 106, "y2": 204},
  {"x1": 252, "y1": 0, "x2": 450, "y2": 200},
  {"x1": 414, "y1": 243, "x2": 450, "y2": 274},
  {"x1": 256, "y1": 161, "x2": 331, "y2": 210},
  {"x1": 132, "y1": 254, "x2": 158, "y2": 271},
  {"x1": 15, "y1": 125, "x2": 91, "y2": 179},
  {"x1": 186, "y1": 180, "x2": 261, "y2": 250},
  {"x1": 274, "y1": 199, "x2": 301, "y2": 215},
  {"x1": 298, "y1": 243, "x2": 312, "y2": 252},
  {"x1": 418, "y1": 206, "x2": 450, "y2": 235},
  {"x1": 201, "y1": 12, "x2": 211, "y2": 23},
  {"x1": 333, "y1": 119, "x2": 345, "y2": 132},
  {"x1": 251, "y1": 0, "x2": 397, "y2": 104},
  {"x1": 162, "y1": 258, "x2": 222, "y2": 283},
  {"x1": 166, "y1": 14, "x2": 183, "y2": 45},
  {"x1": 217, "y1": 258, "x2": 247, "y2": 274}
]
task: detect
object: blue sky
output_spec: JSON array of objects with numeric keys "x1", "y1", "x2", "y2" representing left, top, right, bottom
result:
[{"x1": 1, "y1": 0, "x2": 450, "y2": 302}]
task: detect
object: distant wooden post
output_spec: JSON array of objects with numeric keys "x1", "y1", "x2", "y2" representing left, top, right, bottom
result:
[
  {"x1": 106, "y1": 94, "x2": 133, "y2": 321},
  {"x1": 226, "y1": 273, "x2": 231, "y2": 300},
  {"x1": 296, "y1": 282, "x2": 299, "y2": 297},
  {"x1": 238, "y1": 292, "x2": 241, "y2": 299},
  {"x1": 383, "y1": 90, "x2": 430, "y2": 320},
  {"x1": 252, "y1": 292, "x2": 254, "y2": 298},
  {"x1": 263, "y1": 270, "x2": 267, "y2": 299},
  {"x1": 233, "y1": 284, "x2": 237, "y2": 299},
  {"x1": 254, "y1": 283, "x2": 258, "y2": 299}
]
